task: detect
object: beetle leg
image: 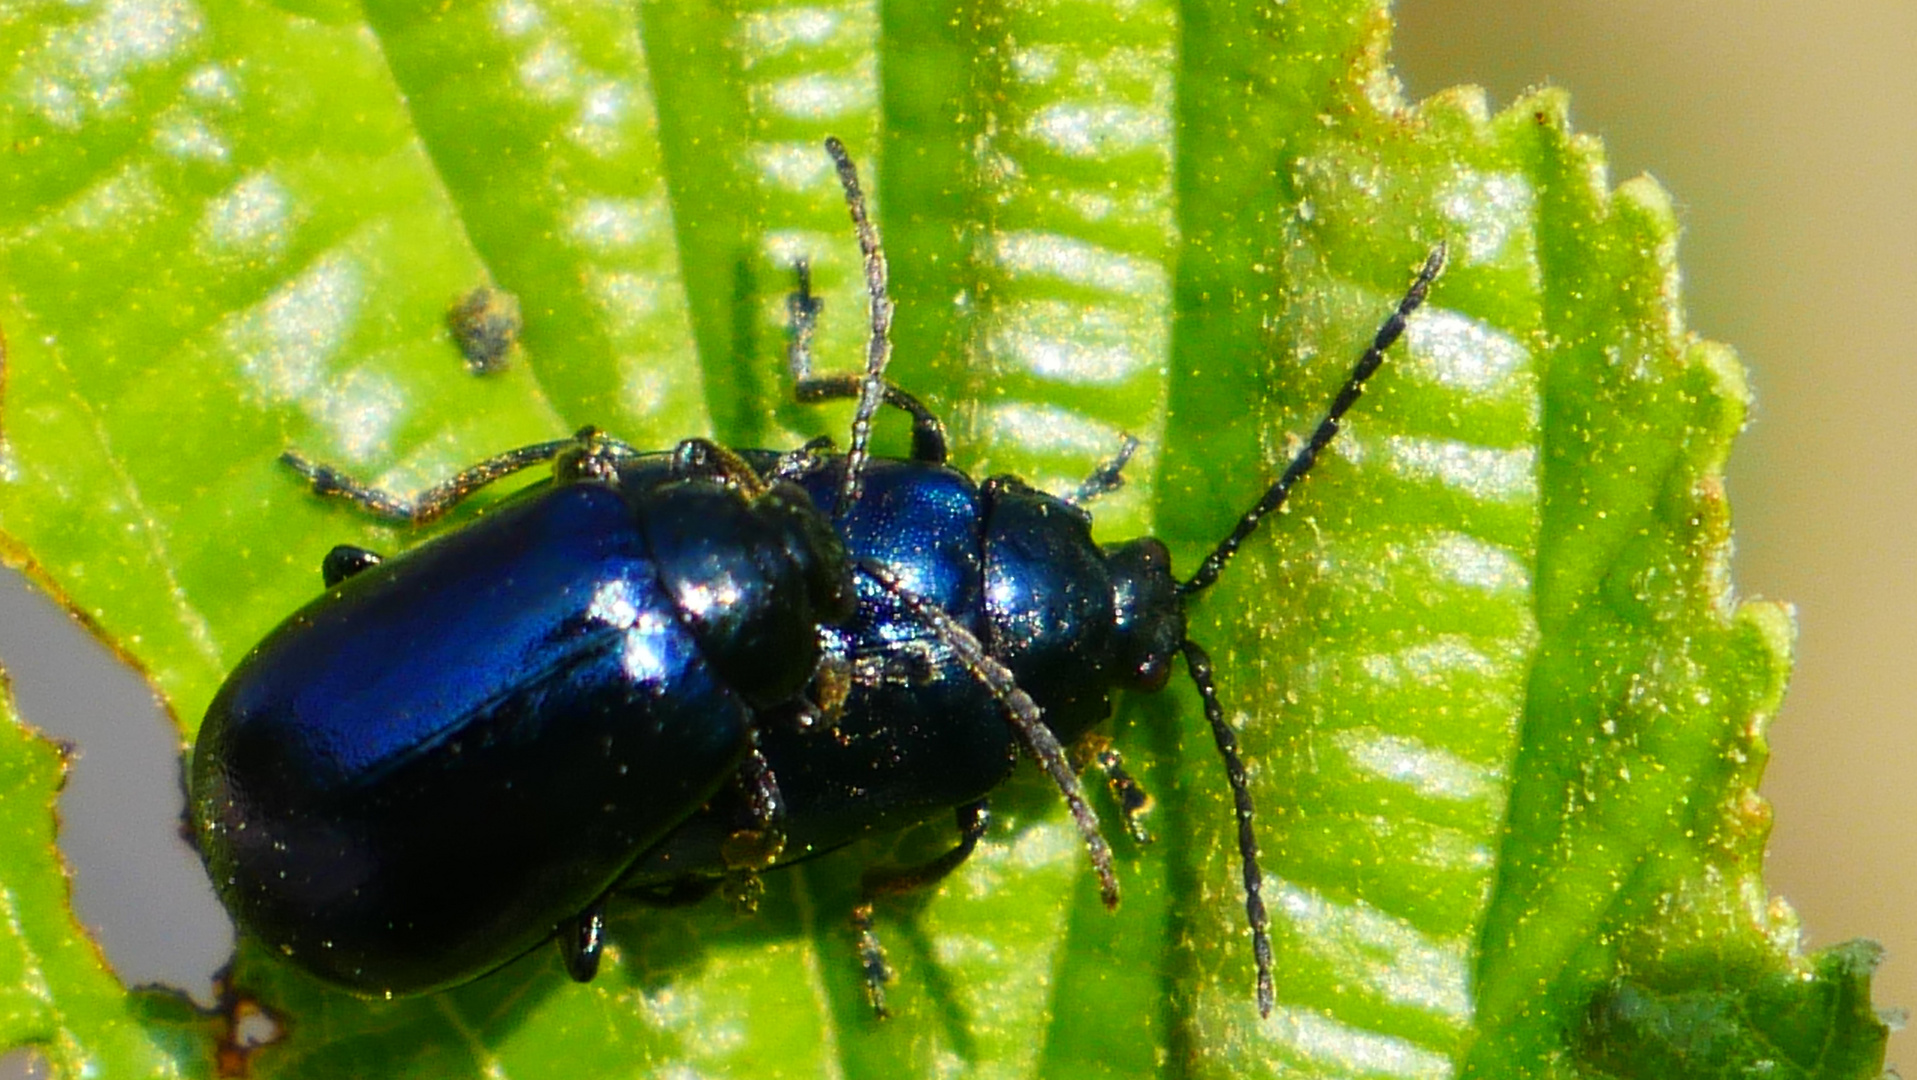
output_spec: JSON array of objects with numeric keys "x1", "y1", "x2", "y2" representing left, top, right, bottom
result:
[
  {"x1": 319, "y1": 545, "x2": 383, "y2": 588},
  {"x1": 786, "y1": 255, "x2": 824, "y2": 375},
  {"x1": 1065, "y1": 435, "x2": 1141, "y2": 507},
  {"x1": 795, "y1": 375, "x2": 948, "y2": 466},
  {"x1": 852, "y1": 799, "x2": 991, "y2": 1018},
  {"x1": 1075, "y1": 735, "x2": 1155, "y2": 844},
  {"x1": 860, "y1": 799, "x2": 992, "y2": 897},
  {"x1": 722, "y1": 870, "x2": 766, "y2": 914},
  {"x1": 552, "y1": 426, "x2": 648, "y2": 485},
  {"x1": 719, "y1": 741, "x2": 786, "y2": 872},
  {"x1": 786, "y1": 259, "x2": 950, "y2": 466},
  {"x1": 848, "y1": 903, "x2": 891, "y2": 1017},
  {"x1": 672, "y1": 438, "x2": 772, "y2": 497},
  {"x1": 805, "y1": 652, "x2": 853, "y2": 726},
  {"x1": 557, "y1": 895, "x2": 609, "y2": 983},
  {"x1": 771, "y1": 435, "x2": 837, "y2": 484},
  {"x1": 282, "y1": 436, "x2": 578, "y2": 525}
]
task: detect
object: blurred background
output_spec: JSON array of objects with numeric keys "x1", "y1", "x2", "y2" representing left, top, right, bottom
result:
[{"x1": 0, "y1": 0, "x2": 1908, "y2": 1071}]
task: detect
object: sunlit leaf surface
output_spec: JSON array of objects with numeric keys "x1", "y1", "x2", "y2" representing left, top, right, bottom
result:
[{"x1": 0, "y1": 0, "x2": 1888, "y2": 1076}]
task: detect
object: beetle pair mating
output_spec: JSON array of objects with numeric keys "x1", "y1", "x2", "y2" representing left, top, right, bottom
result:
[{"x1": 189, "y1": 137, "x2": 1445, "y2": 1018}]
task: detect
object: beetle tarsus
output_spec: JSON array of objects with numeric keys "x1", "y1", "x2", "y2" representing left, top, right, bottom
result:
[
  {"x1": 1082, "y1": 738, "x2": 1155, "y2": 845},
  {"x1": 1066, "y1": 435, "x2": 1140, "y2": 507},
  {"x1": 851, "y1": 902, "x2": 892, "y2": 1018},
  {"x1": 850, "y1": 801, "x2": 991, "y2": 1019}
]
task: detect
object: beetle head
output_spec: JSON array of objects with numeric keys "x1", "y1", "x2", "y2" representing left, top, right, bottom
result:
[{"x1": 1103, "y1": 538, "x2": 1185, "y2": 693}]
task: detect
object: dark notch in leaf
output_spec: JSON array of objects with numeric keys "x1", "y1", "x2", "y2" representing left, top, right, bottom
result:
[{"x1": 0, "y1": 673, "x2": 218, "y2": 1075}]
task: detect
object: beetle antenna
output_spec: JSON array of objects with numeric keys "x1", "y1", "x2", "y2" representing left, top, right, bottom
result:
[
  {"x1": 1180, "y1": 245, "x2": 1447, "y2": 596},
  {"x1": 856, "y1": 558, "x2": 1120, "y2": 909},
  {"x1": 824, "y1": 136, "x2": 894, "y2": 522},
  {"x1": 1181, "y1": 639, "x2": 1274, "y2": 1017},
  {"x1": 282, "y1": 434, "x2": 582, "y2": 525}
]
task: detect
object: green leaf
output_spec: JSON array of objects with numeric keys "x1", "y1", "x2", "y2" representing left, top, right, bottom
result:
[
  {"x1": 0, "y1": 0, "x2": 1890, "y2": 1076},
  {"x1": 1577, "y1": 941, "x2": 1890, "y2": 1080}
]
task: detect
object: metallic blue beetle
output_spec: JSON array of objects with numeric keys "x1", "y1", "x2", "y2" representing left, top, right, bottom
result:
[
  {"x1": 190, "y1": 440, "x2": 856, "y2": 995},
  {"x1": 190, "y1": 137, "x2": 1445, "y2": 1017}
]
